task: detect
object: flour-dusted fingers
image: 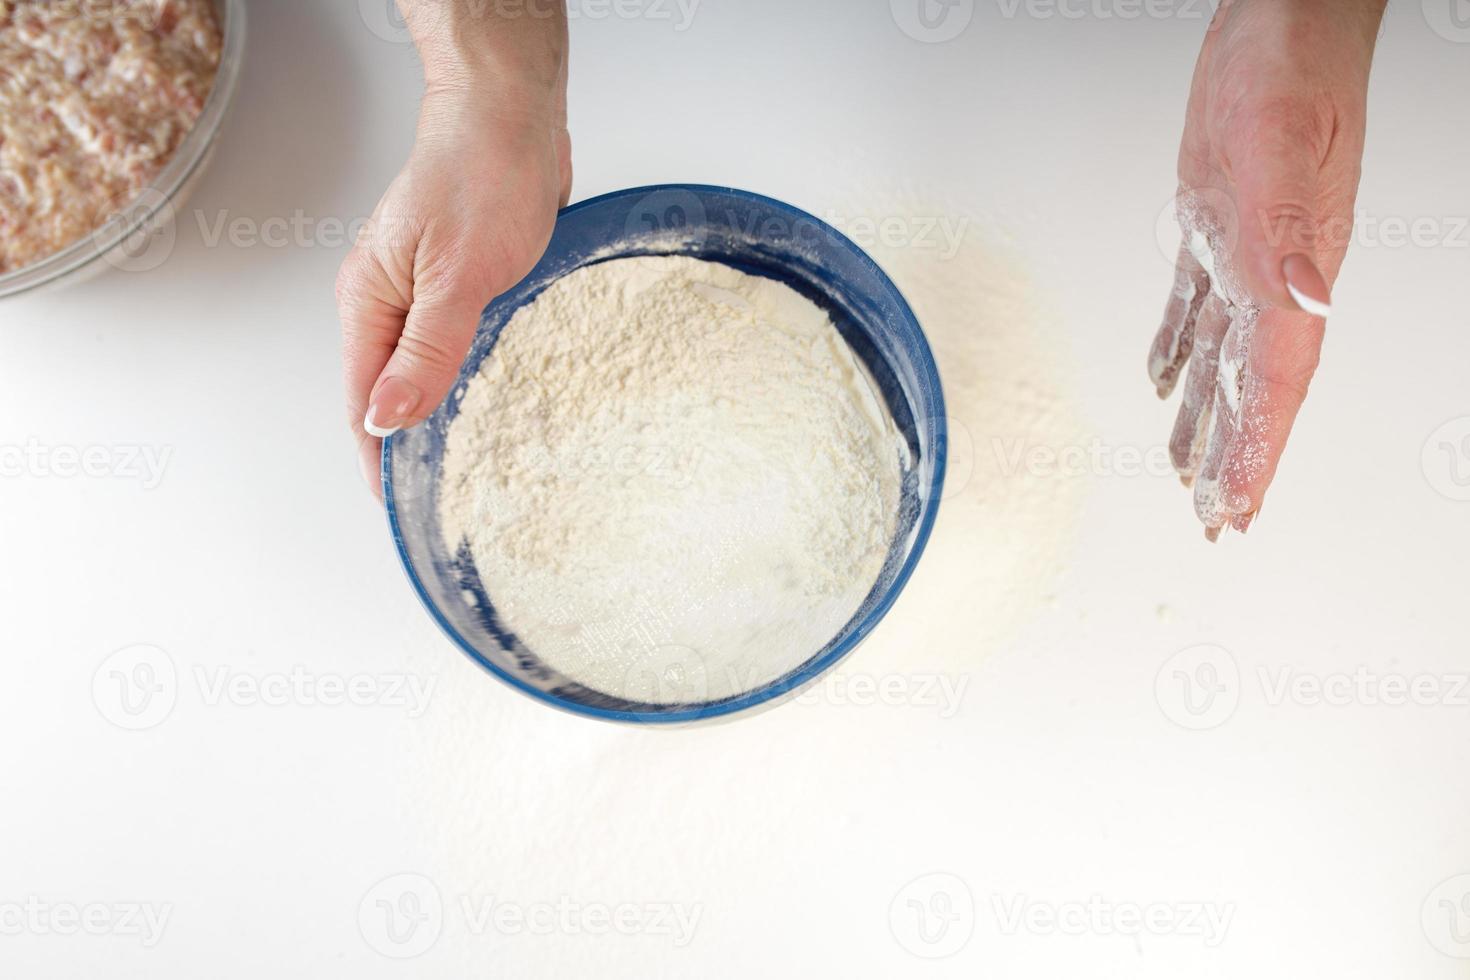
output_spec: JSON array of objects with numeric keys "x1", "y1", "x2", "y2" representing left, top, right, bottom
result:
[
  {"x1": 1192, "y1": 306, "x2": 1255, "y2": 536},
  {"x1": 1212, "y1": 305, "x2": 1326, "y2": 533},
  {"x1": 1193, "y1": 382, "x2": 1236, "y2": 538},
  {"x1": 1168, "y1": 293, "x2": 1231, "y2": 481},
  {"x1": 1148, "y1": 244, "x2": 1213, "y2": 398}
]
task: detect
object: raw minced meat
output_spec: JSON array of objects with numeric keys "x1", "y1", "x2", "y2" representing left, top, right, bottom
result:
[{"x1": 0, "y1": 0, "x2": 221, "y2": 274}]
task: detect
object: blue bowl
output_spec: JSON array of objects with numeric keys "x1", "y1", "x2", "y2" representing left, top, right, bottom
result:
[{"x1": 384, "y1": 184, "x2": 946, "y2": 724}]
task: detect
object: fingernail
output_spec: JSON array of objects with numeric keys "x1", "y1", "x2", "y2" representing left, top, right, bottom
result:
[
  {"x1": 1282, "y1": 254, "x2": 1332, "y2": 318},
  {"x1": 1231, "y1": 510, "x2": 1256, "y2": 534},
  {"x1": 364, "y1": 377, "x2": 421, "y2": 438},
  {"x1": 1204, "y1": 524, "x2": 1223, "y2": 544}
]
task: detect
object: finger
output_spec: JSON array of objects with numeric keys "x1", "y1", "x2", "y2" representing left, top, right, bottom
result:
[
  {"x1": 1193, "y1": 305, "x2": 1254, "y2": 535},
  {"x1": 553, "y1": 43, "x2": 573, "y2": 207},
  {"x1": 1217, "y1": 305, "x2": 1326, "y2": 532},
  {"x1": 362, "y1": 249, "x2": 502, "y2": 440},
  {"x1": 1148, "y1": 244, "x2": 1211, "y2": 398},
  {"x1": 556, "y1": 128, "x2": 573, "y2": 209},
  {"x1": 1226, "y1": 98, "x2": 1335, "y2": 316},
  {"x1": 337, "y1": 245, "x2": 415, "y2": 498},
  {"x1": 1168, "y1": 293, "x2": 1231, "y2": 480},
  {"x1": 358, "y1": 433, "x2": 383, "y2": 500}
]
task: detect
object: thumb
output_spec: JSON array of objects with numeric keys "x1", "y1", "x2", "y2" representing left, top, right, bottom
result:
[
  {"x1": 1229, "y1": 109, "x2": 1334, "y2": 318},
  {"x1": 362, "y1": 275, "x2": 491, "y2": 438}
]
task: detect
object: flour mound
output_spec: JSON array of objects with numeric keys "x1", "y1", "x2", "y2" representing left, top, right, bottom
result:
[{"x1": 438, "y1": 255, "x2": 904, "y2": 703}]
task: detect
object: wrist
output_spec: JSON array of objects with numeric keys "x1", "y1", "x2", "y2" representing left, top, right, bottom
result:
[
  {"x1": 399, "y1": 0, "x2": 567, "y2": 100},
  {"x1": 1218, "y1": 0, "x2": 1386, "y2": 44},
  {"x1": 1326, "y1": 0, "x2": 1389, "y2": 51}
]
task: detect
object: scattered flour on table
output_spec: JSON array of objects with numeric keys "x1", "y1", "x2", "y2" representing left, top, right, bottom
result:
[
  {"x1": 816, "y1": 182, "x2": 1085, "y2": 670},
  {"x1": 437, "y1": 254, "x2": 904, "y2": 703}
]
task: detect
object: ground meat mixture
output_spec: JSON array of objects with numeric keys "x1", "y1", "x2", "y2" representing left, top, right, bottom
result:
[{"x1": 0, "y1": 0, "x2": 221, "y2": 274}]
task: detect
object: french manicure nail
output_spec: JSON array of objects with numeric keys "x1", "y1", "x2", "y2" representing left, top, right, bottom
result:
[
  {"x1": 364, "y1": 377, "x2": 422, "y2": 438},
  {"x1": 1282, "y1": 254, "x2": 1332, "y2": 318}
]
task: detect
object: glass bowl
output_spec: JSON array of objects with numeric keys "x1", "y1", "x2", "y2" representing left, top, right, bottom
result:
[
  {"x1": 385, "y1": 184, "x2": 947, "y2": 724},
  {"x1": 0, "y1": 0, "x2": 246, "y2": 299}
]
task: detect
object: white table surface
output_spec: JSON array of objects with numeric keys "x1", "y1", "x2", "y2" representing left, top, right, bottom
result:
[{"x1": 4, "y1": 1, "x2": 1469, "y2": 976}]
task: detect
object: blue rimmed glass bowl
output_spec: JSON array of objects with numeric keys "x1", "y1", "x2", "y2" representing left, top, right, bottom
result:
[{"x1": 384, "y1": 184, "x2": 946, "y2": 724}]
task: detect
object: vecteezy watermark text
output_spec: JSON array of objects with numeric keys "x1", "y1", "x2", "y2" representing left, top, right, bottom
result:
[
  {"x1": 995, "y1": 0, "x2": 1215, "y2": 20},
  {"x1": 0, "y1": 440, "x2": 171, "y2": 489},
  {"x1": 792, "y1": 671, "x2": 970, "y2": 718},
  {"x1": 993, "y1": 437, "x2": 1176, "y2": 480},
  {"x1": 459, "y1": 895, "x2": 701, "y2": 945},
  {"x1": 888, "y1": 872, "x2": 1233, "y2": 958},
  {"x1": 820, "y1": 210, "x2": 971, "y2": 261},
  {"x1": 0, "y1": 898, "x2": 172, "y2": 948},
  {"x1": 357, "y1": 0, "x2": 700, "y2": 44},
  {"x1": 991, "y1": 894, "x2": 1233, "y2": 947},
  {"x1": 1156, "y1": 644, "x2": 1470, "y2": 731},
  {"x1": 93, "y1": 645, "x2": 438, "y2": 731},
  {"x1": 357, "y1": 873, "x2": 702, "y2": 959}
]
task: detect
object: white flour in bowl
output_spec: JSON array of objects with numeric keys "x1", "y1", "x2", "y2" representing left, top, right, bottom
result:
[{"x1": 437, "y1": 254, "x2": 906, "y2": 703}]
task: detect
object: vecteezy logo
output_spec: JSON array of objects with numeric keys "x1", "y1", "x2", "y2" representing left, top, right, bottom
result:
[
  {"x1": 932, "y1": 413, "x2": 973, "y2": 502},
  {"x1": 358, "y1": 0, "x2": 413, "y2": 43},
  {"x1": 93, "y1": 187, "x2": 177, "y2": 273},
  {"x1": 92, "y1": 644, "x2": 178, "y2": 730},
  {"x1": 1422, "y1": 417, "x2": 1470, "y2": 501},
  {"x1": 622, "y1": 644, "x2": 710, "y2": 709},
  {"x1": 623, "y1": 188, "x2": 708, "y2": 248},
  {"x1": 1154, "y1": 643, "x2": 1240, "y2": 731},
  {"x1": 358, "y1": 873, "x2": 443, "y2": 959},
  {"x1": 888, "y1": 872, "x2": 975, "y2": 959},
  {"x1": 890, "y1": 0, "x2": 975, "y2": 43},
  {"x1": 1423, "y1": 0, "x2": 1470, "y2": 43},
  {"x1": 1154, "y1": 185, "x2": 1239, "y2": 277},
  {"x1": 1422, "y1": 874, "x2": 1470, "y2": 957}
]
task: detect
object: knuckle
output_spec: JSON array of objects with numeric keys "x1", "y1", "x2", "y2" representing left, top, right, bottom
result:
[
  {"x1": 1250, "y1": 201, "x2": 1319, "y2": 253},
  {"x1": 334, "y1": 250, "x2": 373, "y2": 314},
  {"x1": 416, "y1": 237, "x2": 507, "y2": 303},
  {"x1": 1257, "y1": 201, "x2": 1315, "y2": 227},
  {"x1": 1231, "y1": 94, "x2": 1335, "y2": 161},
  {"x1": 395, "y1": 328, "x2": 466, "y2": 379}
]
